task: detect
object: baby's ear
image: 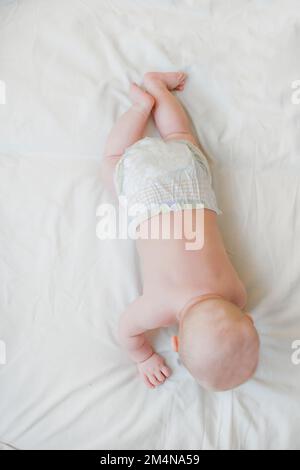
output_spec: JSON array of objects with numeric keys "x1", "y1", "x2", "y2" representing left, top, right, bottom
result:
[{"x1": 171, "y1": 336, "x2": 179, "y2": 352}]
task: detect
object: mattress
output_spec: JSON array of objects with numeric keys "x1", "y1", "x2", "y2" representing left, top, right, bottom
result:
[{"x1": 0, "y1": 0, "x2": 300, "y2": 450}]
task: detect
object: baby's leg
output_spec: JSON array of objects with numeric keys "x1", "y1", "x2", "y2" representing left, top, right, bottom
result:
[
  {"x1": 102, "y1": 84, "x2": 155, "y2": 192},
  {"x1": 144, "y1": 72, "x2": 198, "y2": 146}
]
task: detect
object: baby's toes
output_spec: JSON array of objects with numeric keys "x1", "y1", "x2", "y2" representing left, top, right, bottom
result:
[
  {"x1": 175, "y1": 82, "x2": 186, "y2": 92},
  {"x1": 177, "y1": 71, "x2": 185, "y2": 81}
]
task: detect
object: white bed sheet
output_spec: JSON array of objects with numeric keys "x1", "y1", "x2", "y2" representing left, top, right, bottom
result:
[{"x1": 0, "y1": 0, "x2": 300, "y2": 450}]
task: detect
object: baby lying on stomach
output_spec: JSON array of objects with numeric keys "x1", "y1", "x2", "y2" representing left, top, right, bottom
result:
[{"x1": 103, "y1": 72, "x2": 260, "y2": 391}]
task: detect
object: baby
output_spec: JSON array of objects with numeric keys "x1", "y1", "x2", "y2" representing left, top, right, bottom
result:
[{"x1": 103, "y1": 72, "x2": 260, "y2": 391}]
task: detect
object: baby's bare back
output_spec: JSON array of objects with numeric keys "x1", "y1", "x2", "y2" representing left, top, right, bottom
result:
[{"x1": 137, "y1": 209, "x2": 247, "y2": 316}]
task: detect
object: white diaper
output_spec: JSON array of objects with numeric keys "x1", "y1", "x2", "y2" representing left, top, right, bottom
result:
[{"x1": 114, "y1": 137, "x2": 221, "y2": 228}]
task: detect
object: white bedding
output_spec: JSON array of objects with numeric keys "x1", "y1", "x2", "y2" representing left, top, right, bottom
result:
[{"x1": 1, "y1": 0, "x2": 300, "y2": 450}]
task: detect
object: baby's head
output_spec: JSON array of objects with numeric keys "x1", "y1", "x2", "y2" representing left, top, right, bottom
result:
[{"x1": 173, "y1": 296, "x2": 260, "y2": 391}]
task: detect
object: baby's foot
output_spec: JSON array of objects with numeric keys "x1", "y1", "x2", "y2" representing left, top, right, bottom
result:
[
  {"x1": 137, "y1": 353, "x2": 172, "y2": 389},
  {"x1": 144, "y1": 71, "x2": 187, "y2": 93},
  {"x1": 130, "y1": 82, "x2": 155, "y2": 113}
]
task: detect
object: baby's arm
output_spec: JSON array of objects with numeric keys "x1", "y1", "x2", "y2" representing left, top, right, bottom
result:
[
  {"x1": 118, "y1": 297, "x2": 154, "y2": 363},
  {"x1": 118, "y1": 296, "x2": 173, "y2": 388}
]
